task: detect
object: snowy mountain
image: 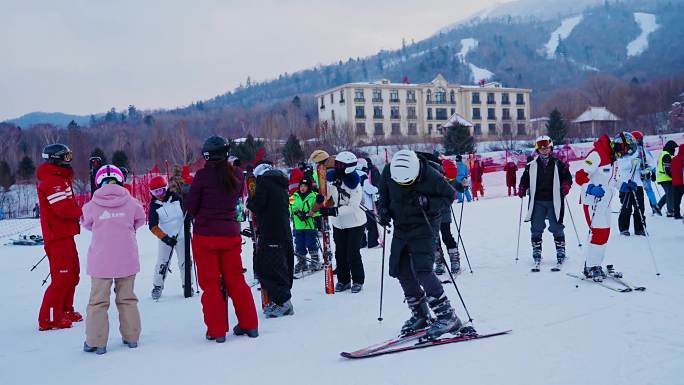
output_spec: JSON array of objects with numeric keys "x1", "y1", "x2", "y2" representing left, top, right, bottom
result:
[
  {"x1": 4, "y1": 111, "x2": 95, "y2": 128},
  {"x1": 199, "y1": 0, "x2": 684, "y2": 116}
]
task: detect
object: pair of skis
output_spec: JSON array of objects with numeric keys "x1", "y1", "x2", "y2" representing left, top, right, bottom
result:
[
  {"x1": 567, "y1": 272, "x2": 646, "y2": 293},
  {"x1": 315, "y1": 163, "x2": 335, "y2": 295},
  {"x1": 340, "y1": 327, "x2": 511, "y2": 359}
]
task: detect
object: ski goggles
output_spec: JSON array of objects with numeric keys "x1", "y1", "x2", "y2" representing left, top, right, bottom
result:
[
  {"x1": 150, "y1": 187, "x2": 167, "y2": 196},
  {"x1": 535, "y1": 139, "x2": 552, "y2": 149}
]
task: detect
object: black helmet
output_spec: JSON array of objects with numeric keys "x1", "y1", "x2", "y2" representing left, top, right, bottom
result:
[
  {"x1": 202, "y1": 136, "x2": 229, "y2": 161},
  {"x1": 42, "y1": 144, "x2": 73, "y2": 164}
]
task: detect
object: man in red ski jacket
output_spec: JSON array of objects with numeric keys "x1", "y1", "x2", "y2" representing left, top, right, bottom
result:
[
  {"x1": 503, "y1": 160, "x2": 518, "y2": 196},
  {"x1": 671, "y1": 144, "x2": 684, "y2": 219},
  {"x1": 36, "y1": 144, "x2": 83, "y2": 330}
]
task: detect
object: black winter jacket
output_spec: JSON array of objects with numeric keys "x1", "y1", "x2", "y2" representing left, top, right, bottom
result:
[{"x1": 247, "y1": 169, "x2": 292, "y2": 244}]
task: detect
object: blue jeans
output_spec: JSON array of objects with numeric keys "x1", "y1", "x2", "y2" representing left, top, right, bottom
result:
[
  {"x1": 457, "y1": 187, "x2": 472, "y2": 203},
  {"x1": 293, "y1": 230, "x2": 318, "y2": 256}
]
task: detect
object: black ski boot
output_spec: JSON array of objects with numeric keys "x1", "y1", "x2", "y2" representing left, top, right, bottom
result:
[
  {"x1": 531, "y1": 237, "x2": 542, "y2": 271},
  {"x1": 434, "y1": 260, "x2": 446, "y2": 275},
  {"x1": 294, "y1": 253, "x2": 308, "y2": 274},
  {"x1": 554, "y1": 236, "x2": 566, "y2": 265},
  {"x1": 448, "y1": 248, "x2": 461, "y2": 274},
  {"x1": 400, "y1": 296, "x2": 431, "y2": 337},
  {"x1": 426, "y1": 293, "x2": 462, "y2": 340},
  {"x1": 591, "y1": 266, "x2": 606, "y2": 282},
  {"x1": 309, "y1": 252, "x2": 322, "y2": 271}
]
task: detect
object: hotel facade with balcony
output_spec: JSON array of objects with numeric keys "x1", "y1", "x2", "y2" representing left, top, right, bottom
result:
[{"x1": 315, "y1": 74, "x2": 532, "y2": 139}]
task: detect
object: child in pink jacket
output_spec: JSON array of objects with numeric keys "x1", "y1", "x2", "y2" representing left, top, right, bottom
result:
[{"x1": 80, "y1": 165, "x2": 146, "y2": 354}]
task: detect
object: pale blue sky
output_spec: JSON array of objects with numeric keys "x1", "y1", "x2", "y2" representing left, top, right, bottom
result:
[{"x1": 0, "y1": 0, "x2": 507, "y2": 120}]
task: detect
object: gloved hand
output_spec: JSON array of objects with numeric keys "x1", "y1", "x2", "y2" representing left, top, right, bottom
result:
[
  {"x1": 315, "y1": 194, "x2": 325, "y2": 204},
  {"x1": 585, "y1": 184, "x2": 605, "y2": 198},
  {"x1": 517, "y1": 188, "x2": 526, "y2": 198},
  {"x1": 561, "y1": 182, "x2": 571, "y2": 197},
  {"x1": 162, "y1": 235, "x2": 178, "y2": 247},
  {"x1": 377, "y1": 207, "x2": 391, "y2": 227},
  {"x1": 294, "y1": 210, "x2": 308, "y2": 221},
  {"x1": 620, "y1": 180, "x2": 638, "y2": 193},
  {"x1": 319, "y1": 207, "x2": 338, "y2": 217}
]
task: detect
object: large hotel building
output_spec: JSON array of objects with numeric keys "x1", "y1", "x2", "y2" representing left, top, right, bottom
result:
[{"x1": 315, "y1": 74, "x2": 532, "y2": 139}]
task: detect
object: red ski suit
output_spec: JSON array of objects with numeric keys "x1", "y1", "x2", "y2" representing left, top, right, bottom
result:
[{"x1": 36, "y1": 163, "x2": 82, "y2": 325}]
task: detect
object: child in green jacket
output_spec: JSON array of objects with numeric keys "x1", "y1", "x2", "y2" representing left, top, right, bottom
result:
[{"x1": 289, "y1": 178, "x2": 321, "y2": 273}]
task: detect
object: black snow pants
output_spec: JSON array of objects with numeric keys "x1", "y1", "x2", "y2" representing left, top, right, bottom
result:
[{"x1": 254, "y1": 241, "x2": 294, "y2": 305}]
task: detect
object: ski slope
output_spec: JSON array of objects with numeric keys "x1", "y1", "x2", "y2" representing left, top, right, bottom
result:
[
  {"x1": 545, "y1": 15, "x2": 584, "y2": 59},
  {"x1": 458, "y1": 38, "x2": 495, "y2": 82},
  {"x1": 1, "y1": 161, "x2": 683, "y2": 385},
  {"x1": 627, "y1": 12, "x2": 659, "y2": 57}
]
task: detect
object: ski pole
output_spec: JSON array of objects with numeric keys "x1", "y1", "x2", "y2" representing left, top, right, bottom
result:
[
  {"x1": 631, "y1": 189, "x2": 660, "y2": 276},
  {"x1": 450, "y1": 207, "x2": 473, "y2": 273},
  {"x1": 41, "y1": 272, "x2": 51, "y2": 286},
  {"x1": 193, "y1": 259, "x2": 200, "y2": 294},
  {"x1": 515, "y1": 197, "x2": 523, "y2": 262},
  {"x1": 564, "y1": 198, "x2": 582, "y2": 247},
  {"x1": 377, "y1": 226, "x2": 388, "y2": 322},
  {"x1": 30, "y1": 254, "x2": 47, "y2": 271},
  {"x1": 420, "y1": 207, "x2": 474, "y2": 324}
]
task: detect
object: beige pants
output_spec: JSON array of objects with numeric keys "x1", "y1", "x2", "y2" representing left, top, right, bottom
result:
[{"x1": 86, "y1": 275, "x2": 141, "y2": 348}]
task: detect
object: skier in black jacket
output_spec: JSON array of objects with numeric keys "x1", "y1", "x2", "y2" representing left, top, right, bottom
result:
[
  {"x1": 247, "y1": 162, "x2": 295, "y2": 318},
  {"x1": 377, "y1": 149, "x2": 465, "y2": 340}
]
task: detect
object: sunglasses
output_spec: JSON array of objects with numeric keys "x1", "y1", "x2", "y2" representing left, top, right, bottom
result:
[{"x1": 151, "y1": 187, "x2": 167, "y2": 196}]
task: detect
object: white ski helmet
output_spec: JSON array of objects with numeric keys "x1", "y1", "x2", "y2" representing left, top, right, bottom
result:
[
  {"x1": 534, "y1": 135, "x2": 553, "y2": 151},
  {"x1": 390, "y1": 150, "x2": 420, "y2": 185},
  {"x1": 334, "y1": 151, "x2": 358, "y2": 174}
]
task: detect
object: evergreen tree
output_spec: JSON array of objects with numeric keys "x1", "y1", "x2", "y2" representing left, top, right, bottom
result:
[
  {"x1": 292, "y1": 95, "x2": 301, "y2": 109},
  {"x1": 112, "y1": 150, "x2": 130, "y2": 171},
  {"x1": 281, "y1": 134, "x2": 305, "y2": 167},
  {"x1": 546, "y1": 109, "x2": 567, "y2": 144},
  {"x1": 443, "y1": 124, "x2": 475, "y2": 155},
  {"x1": 230, "y1": 134, "x2": 264, "y2": 163},
  {"x1": 67, "y1": 120, "x2": 80, "y2": 130},
  {"x1": 0, "y1": 161, "x2": 15, "y2": 192},
  {"x1": 16, "y1": 156, "x2": 36, "y2": 181},
  {"x1": 90, "y1": 147, "x2": 107, "y2": 163}
]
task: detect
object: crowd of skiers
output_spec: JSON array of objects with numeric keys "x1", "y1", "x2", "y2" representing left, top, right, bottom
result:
[{"x1": 33, "y1": 130, "x2": 683, "y2": 353}]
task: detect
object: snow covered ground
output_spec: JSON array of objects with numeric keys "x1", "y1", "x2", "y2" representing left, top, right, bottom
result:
[
  {"x1": 458, "y1": 38, "x2": 495, "y2": 82},
  {"x1": 1, "y1": 162, "x2": 683, "y2": 385},
  {"x1": 545, "y1": 15, "x2": 583, "y2": 59},
  {"x1": 627, "y1": 12, "x2": 659, "y2": 57}
]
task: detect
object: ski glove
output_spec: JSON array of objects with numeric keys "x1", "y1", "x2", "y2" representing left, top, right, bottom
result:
[
  {"x1": 319, "y1": 207, "x2": 338, "y2": 217},
  {"x1": 410, "y1": 193, "x2": 430, "y2": 210},
  {"x1": 377, "y1": 207, "x2": 391, "y2": 227},
  {"x1": 561, "y1": 182, "x2": 571, "y2": 197},
  {"x1": 517, "y1": 188, "x2": 526, "y2": 198},
  {"x1": 585, "y1": 184, "x2": 605, "y2": 198},
  {"x1": 619, "y1": 181, "x2": 638, "y2": 193},
  {"x1": 294, "y1": 210, "x2": 309, "y2": 221},
  {"x1": 162, "y1": 235, "x2": 178, "y2": 247}
]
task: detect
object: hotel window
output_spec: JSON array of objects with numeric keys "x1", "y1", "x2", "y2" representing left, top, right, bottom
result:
[
  {"x1": 354, "y1": 89, "x2": 365, "y2": 102},
  {"x1": 355, "y1": 106, "x2": 365, "y2": 118},
  {"x1": 488, "y1": 123, "x2": 496, "y2": 134},
  {"x1": 355, "y1": 123, "x2": 366, "y2": 135},
  {"x1": 450, "y1": 90, "x2": 456, "y2": 104},
  {"x1": 427, "y1": 108, "x2": 433, "y2": 120},
  {"x1": 436, "y1": 108, "x2": 448, "y2": 120},
  {"x1": 407, "y1": 90, "x2": 416, "y2": 102},
  {"x1": 320, "y1": 97, "x2": 325, "y2": 109},
  {"x1": 408, "y1": 123, "x2": 418, "y2": 135},
  {"x1": 502, "y1": 108, "x2": 511, "y2": 120},
  {"x1": 407, "y1": 106, "x2": 417, "y2": 119},
  {"x1": 390, "y1": 89, "x2": 399, "y2": 102},
  {"x1": 472, "y1": 93, "x2": 481, "y2": 104},
  {"x1": 502, "y1": 93, "x2": 510, "y2": 105},
  {"x1": 503, "y1": 123, "x2": 511, "y2": 135},
  {"x1": 372, "y1": 88, "x2": 382, "y2": 102},
  {"x1": 390, "y1": 106, "x2": 400, "y2": 119},
  {"x1": 435, "y1": 88, "x2": 446, "y2": 104},
  {"x1": 374, "y1": 123, "x2": 384, "y2": 136},
  {"x1": 391, "y1": 123, "x2": 401, "y2": 135},
  {"x1": 330, "y1": 93, "x2": 334, "y2": 104},
  {"x1": 516, "y1": 93, "x2": 525, "y2": 105},
  {"x1": 487, "y1": 93, "x2": 496, "y2": 104},
  {"x1": 472, "y1": 108, "x2": 481, "y2": 120},
  {"x1": 373, "y1": 106, "x2": 383, "y2": 119},
  {"x1": 487, "y1": 108, "x2": 496, "y2": 120},
  {"x1": 517, "y1": 124, "x2": 526, "y2": 135},
  {"x1": 517, "y1": 109, "x2": 526, "y2": 120},
  {"x1": 474, "y1": 123, "x2": 482, "y2": 136},
  {"x1": 426, "y1": 90, "x2": 432, "y2": 103},
  {"x1": 339, "y1": 90, "x2": 345, "y2": 103}
]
